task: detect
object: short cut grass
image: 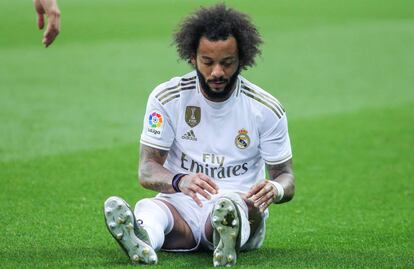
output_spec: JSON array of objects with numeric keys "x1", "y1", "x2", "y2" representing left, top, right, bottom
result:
[{"x1": 174, "y1": 3, "x2": 262, "y2": 70}]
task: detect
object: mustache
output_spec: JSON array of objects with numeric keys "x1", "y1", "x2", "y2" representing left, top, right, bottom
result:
[{"x1": 207, "y1": 77, "x2": 228, "y2": 83}]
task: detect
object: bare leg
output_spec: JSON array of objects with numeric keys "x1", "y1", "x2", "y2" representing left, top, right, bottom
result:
[{"x1": 156, "y1": 199, "x2": 196, "y2": 250}]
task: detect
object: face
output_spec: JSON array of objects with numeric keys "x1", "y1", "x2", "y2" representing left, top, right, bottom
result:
[{"x1": 191, "y1": 36, "x2": 240, "y2": 101}]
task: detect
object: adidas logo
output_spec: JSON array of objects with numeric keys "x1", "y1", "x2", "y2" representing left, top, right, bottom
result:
[{"x1": 182, "y1": 129, "x2": 197, "y2": 141}]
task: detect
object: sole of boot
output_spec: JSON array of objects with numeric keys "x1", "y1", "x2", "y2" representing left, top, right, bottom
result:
[
  {"x1": 211, "y1": 197, "x2": 241, "y2": 267},
  {"x1": 103, "y1": 196, "x2": 157, "y2": 264}
]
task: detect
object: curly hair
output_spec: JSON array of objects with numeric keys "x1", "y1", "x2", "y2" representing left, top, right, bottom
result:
[{"x1": 174, "y1": 3, "x2": 262, "y2": 70}]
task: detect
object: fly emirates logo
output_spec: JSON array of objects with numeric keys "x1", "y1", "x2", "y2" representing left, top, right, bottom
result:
[{"x1": 180, "y1": 153, "x2": 248, "y2": 179}]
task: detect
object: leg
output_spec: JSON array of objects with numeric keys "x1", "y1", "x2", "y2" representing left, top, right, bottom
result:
[
  {"x1": 103, "y1": 196, "x2": 157, "y2": 264},
  {"x1": 134, "y1": 198, "x2": 197, "y2": 250},
  {"x1": 204, "y1": 193, "x2": 265, "y2": 267},
  {"x1": 203, "y1": 193, "x2": 250, "y2": 267},
  {"x1": 104, "y1": 196, "x2": 199, "y2": 264},
  {"x1": 205, "y1": 194, "x2": 264, "y2": 245},
  {"x1": 241, "y1": 198, "x2": 267, "y2": 251},
  {"x1": 156, "y1": 199, "x2": 197, "y2": 250},
  {"x1": 210, "y1": 197, "x2": 241, "y2": 267}
]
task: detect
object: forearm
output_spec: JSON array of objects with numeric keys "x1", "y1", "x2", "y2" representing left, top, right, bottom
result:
[
  {"x1": 139, "y1": 144, "x2": 179, "y2": 193},
  {"x1": 270, "y1": 173, "x2": 295, "y2": 203},
  {"x1": 139, "y1": 160, "x2": 175, "y2": 193},
  {"x1": 267, "y1": 159, "x2": 295, "y2": 203}
]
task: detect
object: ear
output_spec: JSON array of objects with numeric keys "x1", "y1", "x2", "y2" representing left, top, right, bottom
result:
[{"x1": 190, "y1": 54, "x2": 196, "y2": 66}]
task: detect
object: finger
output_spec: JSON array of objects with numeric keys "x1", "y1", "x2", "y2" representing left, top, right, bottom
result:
[
  {"x1": 259, "y1": 195, "x2": 274, "y2": 213},
  {"x1": 198, "y1": 179, "x2": 218, "y2": 195},
  {"x1": 34, "y1": 0, "x2": 45, "y2": 29},
  {"x1": 254, "y1": 190, "x2": 275, "y2": 208},
  {"x1": 37, "y1": 13, "x2": 44, "y2": 29},
  {"x1": 246, "y1": 182, "x2": 264, "y2": 199},
  {"x1": 245, "y1": 185, "x2": 256, "y2": 199},
  {"x1": 43, "y1": 28, "x2": 58, "y2": 47},
  {"x1": 194, "y1": 186, "x2": 211, "y2": 200},
  {"x1": 189, "y1": 191, "x2": 203, "y2": 207},
  {"x1": 252, "y1": 186, "x2": 274, "y2": 206},
  {"x1": 43, "y1": 22, "x2": 59, "y2": 47},
  {"x1": 197, "y1": 173, "x2": 219, "y2": 192},
  {"x1": 251, "y1": 183, "x2": 272, "y2": 203},
  {"x1": 43, "y1": 14, "x2": 60, "y2": 47}
]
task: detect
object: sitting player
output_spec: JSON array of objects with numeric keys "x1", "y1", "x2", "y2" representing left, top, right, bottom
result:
[{"x1": 104, "y1": 4, "x2": 295, "y2": 267}]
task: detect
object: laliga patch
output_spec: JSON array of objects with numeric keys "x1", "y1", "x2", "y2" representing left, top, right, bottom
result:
[
  {"x1": 235, "y1": 128, "x2": 250, "y2": 149},
  {"x1": 147, "y1": 111, "x2": 164, "y2": 137}
]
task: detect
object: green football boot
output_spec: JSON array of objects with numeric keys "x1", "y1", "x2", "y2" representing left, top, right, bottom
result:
[{"x1": 103, "y1": 196, "x2": 157, "y2": 264}]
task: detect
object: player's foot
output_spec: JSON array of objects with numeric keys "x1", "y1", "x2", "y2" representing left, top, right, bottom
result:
[
  {"x1": 211, "y1": 196, "x2": 241, "y2": 267},
  {"x1": 103, "y1": 196, "x2": 157, "y2": 264}
]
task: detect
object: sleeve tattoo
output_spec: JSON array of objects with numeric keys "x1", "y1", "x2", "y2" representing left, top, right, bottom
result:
[{"x1": 138, "y1": 144, "x2": 175, "y2": 193}]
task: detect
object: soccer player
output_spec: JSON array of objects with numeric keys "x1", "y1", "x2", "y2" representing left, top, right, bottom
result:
[
  {"x1": 104, "y1": 4, "x2": 295, "y2": 267},
  {"x1": 33, "y1": 0, "x2": 60, "y2": 47}
]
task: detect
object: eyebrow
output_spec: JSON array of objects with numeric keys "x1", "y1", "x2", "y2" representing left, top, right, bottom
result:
[{"x1": 200, "y1": 56, "x2": 235, "y2": 61}]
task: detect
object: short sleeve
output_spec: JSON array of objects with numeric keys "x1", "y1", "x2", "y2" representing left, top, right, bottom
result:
[
  {"x1": 259, "y1": 113, "x2": 292, "y2": 165},
  {"x1": 140, "y1": 93, "x2": 175, "y2": 151}
]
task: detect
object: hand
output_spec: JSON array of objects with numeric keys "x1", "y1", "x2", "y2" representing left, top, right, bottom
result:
[
  {"x1": 34, "y1": 0, "x2": 61, "y2": 47},
  {"x1": 245, "y1": 180, "x2": 277, "y2": 213},
  {"x1": 178, "y1": 173, "x2": 219, "y2": 207}
]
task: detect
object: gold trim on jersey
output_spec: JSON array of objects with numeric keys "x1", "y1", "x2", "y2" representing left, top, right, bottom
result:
[
  {"x1": 161, "y1": 94, "x2": 181, "y2": 105},
  {"x1": 240, "y1": 83, "x2": 285, "y2": 119},
  {"x1": 241, "y1": 82, "x2": 285, "y2": 112},
  {"x1": 155, "y1": 77, "x2": 196, "y2": 105}
]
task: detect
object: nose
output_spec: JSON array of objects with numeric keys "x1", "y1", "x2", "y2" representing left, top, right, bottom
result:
[{"x1": 211, "y1": 64, "x2": 225, "y2": 78}]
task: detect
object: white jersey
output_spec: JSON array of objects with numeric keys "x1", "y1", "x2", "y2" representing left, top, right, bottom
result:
[{"x1": 140, "y1": 71, "x2": 292, "y2": 194}]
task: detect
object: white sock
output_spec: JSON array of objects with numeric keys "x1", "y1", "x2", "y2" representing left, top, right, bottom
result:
[
  {"x1": 236, "y1": 203, "x2": 251, "y2": 247},
  {"x1": 134, "y1": 198, "x2": 174, "y2": 251}
]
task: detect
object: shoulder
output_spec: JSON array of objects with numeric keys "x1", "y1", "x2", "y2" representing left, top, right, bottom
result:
[
  {"x1": 239, "y1": 76, "x2": 286, "y2": 120},
  {"x1": 149, "y1": 71, "x2": 197, "y2": 106}
]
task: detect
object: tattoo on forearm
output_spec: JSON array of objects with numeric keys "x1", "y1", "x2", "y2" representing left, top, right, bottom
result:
[
  {"x1": 139, "y1": 145, "x2": 174, "y2": 192},
  {"x1": 266, "y1": 159, "x2": 293, "y2": 180}
]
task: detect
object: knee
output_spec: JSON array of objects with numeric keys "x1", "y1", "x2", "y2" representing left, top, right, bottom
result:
[{"x1": 134, "y1": 198, "x2": 154, "y2": 213}]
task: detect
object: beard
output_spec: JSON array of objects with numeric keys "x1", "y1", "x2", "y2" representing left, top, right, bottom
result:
[{"x1": 195, "y1": 66, "x2": 240, "y2": 101}]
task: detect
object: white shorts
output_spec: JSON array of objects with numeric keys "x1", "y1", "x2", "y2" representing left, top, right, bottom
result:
[{"x1": 155, "y1": 191, "x2": 268, "y2": 252}]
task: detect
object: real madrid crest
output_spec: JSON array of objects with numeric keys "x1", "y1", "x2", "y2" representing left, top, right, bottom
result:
[
  {"x1": 185, "y1": 106, "x2": 201, "y2": 128},
  {"x1": 235, "y1": 129, "x2": 250, "y2": 149}
]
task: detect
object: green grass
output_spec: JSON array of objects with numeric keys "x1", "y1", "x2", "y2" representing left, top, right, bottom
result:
[{"x1": 1, "y1": 0, "x2": 413, "y2": 268}]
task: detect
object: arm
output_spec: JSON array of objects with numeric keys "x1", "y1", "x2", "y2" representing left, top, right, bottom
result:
[
  {"x1": 245, "y1": 159, "x2": 295, "y2": 212},
  {"x1": 33, "y1": 0, "x2": 60, "y2": 47},
  {"x1": 139, "y1": 144, "x2": 173, "y2": 193},
  {"x1": 266, "y1": 159, "x2": 295, "y2": 203},
  {"x1": 139, "y1": 144, "x2": 219, "y2": 206}
]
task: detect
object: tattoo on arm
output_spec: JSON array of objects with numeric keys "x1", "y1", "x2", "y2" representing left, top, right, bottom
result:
[
  {"x1": 139, "y1": 144, "x2": 175, "y2": 193},
  {"x1": 140, "y1": 144, "x2": 169, "y2": 164},
  {"x1": 266, "y1": 159, "x2": 293, "y2": 180}
]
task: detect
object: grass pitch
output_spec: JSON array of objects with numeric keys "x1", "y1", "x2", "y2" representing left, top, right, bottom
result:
[{"x1": 1, "y1": 1, "x2": 413, "y2": 268}]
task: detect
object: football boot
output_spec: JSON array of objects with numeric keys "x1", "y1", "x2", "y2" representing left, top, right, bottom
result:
[
  {"x1": 103, "y1": 196, "x2": 157, "y2": 264},
  {"x1": 211, "y1": 195, "x2": 242, "y2": 267}
]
